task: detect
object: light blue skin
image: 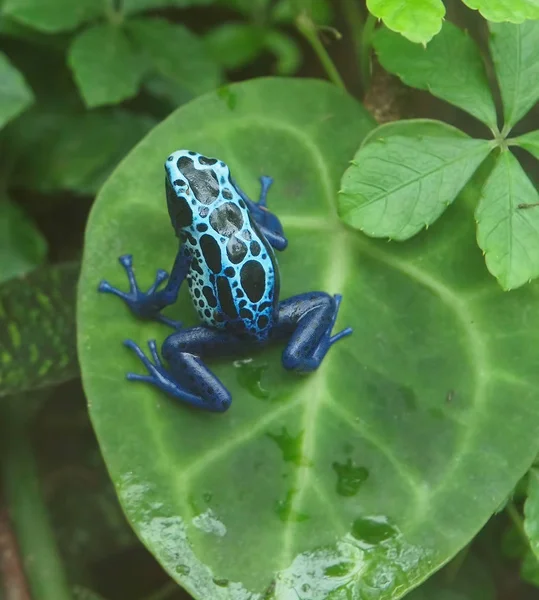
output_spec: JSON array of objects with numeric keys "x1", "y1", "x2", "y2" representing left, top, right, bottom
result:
[{"x1": 98, "y1": 150, "x2": 352, "y2": 412}]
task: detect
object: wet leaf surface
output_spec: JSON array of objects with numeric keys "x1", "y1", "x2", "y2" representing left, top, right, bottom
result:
[{"x1": 79, "y1": 78, "x2": 539, "y2": 599}]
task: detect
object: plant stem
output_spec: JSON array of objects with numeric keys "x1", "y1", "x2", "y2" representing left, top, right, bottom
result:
[
  {"x1": 1, "y1": 395, "x2": 73, "y2": 600},
  {"x1": 506, "y1": 500, "x2": 529, "y2": 544},
  {"x1": 359, "y1": 12, "x2": 376, "y2": 90},
  {"x1": 341, "y1": 0, "x2": 363, "y2": 80},
  {"x1": 296, "y1": 12, "x2": 346, "y2": 91},
  {"x1": 0, "y1": 507, "x2": 32, "y2": 600}
]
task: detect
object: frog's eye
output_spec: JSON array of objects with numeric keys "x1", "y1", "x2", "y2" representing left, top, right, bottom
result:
[{"x1": 165, "y1": 178, "x2": 193, "y2": 229}]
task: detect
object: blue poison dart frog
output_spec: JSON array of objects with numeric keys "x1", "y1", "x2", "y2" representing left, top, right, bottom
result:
[{"x1": 98, "y1": 150, "x2": 353, "y2": 412}]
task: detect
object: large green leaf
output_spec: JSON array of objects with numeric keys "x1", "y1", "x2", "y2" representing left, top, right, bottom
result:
[
  {"x1": 475, "y1": 150, "x2": 539, "y2": 290},
  {"x1": 68, "y1": 24, "x2": 145, "y2": 108},
  {"x1": 0, "y1": 51, "x2": 33, "y2": 129},
  {"x1": 0, "y1": 198, "x2": 47, "y2": 283},
  {"x1": 338, "y1": 119, "x2": 493, "y2": 240},
  {"x1": 373, "y1": 23, "x2": 498, "y2": 129},
  {"x1": 0, "y1": 263, "x2": 79, "y2": 397},
  {"x1": 1, "y1": 0, "x2": 102, "y2": 32},
  {"x1": 489, "y1": 21, "x2": 539, "y2": 130},
  {"x1": 366, "y1": 0, "x2": 445, "y2": 44},
  {"x1": 123, "y1": 0, "x2": 214, "y2": 14},
  {"x1": 78, "y1": 78, "x2": 539, "y2": 599},
  {"x1": 461, "y1": 0, "x2": 539, "y2": 23}
]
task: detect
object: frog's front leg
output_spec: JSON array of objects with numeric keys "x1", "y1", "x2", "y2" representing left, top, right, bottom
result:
[
  {"x1": 231, "y1": 175, "x2": 288, "y2": 251},
  {"x1": 123, "y1": 327, "x2": 245, "y2": 412},
  {"x1": 98, "y1": 246, "x2": 191, "y2": 328},
  {"x1": 273, "y1": 293, "x2": 352, "y2": 372}
]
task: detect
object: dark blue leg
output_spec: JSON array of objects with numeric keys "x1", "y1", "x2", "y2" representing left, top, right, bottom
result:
[
  {"x1": 98, "y1": 247, "x2": 191, "y2": 328},
  {"x1": 123, "y1": 327, "x2": 246, "y2": 412},
  {"x1": 230, "y1": 175, "x2": 288, "y2": 251},
  {"x1": 273, "y1": 293, "x2": 352, "y2": 372}
]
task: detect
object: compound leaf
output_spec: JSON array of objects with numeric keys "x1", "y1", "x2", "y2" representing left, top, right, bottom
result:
[
  {"x1": 373, "y1": 22, "x2": 498, "y2": 129},
  {"x1": 461, "y1": 0, "x2": 539, "y2": 23},
  {"x1": 489, "y1": 21, "x2": 539, "y2": 130},
  {"x1": 68, "y1": 24, "x2": 144, "y2": 108},
  {"x1": 78, "y1": 78, "x2": 539, "y2": 600},
  {"x1": 367, "y1": 0, "x2": 445, "y2": 44},
  {"x1": 513, "y1": 129, "x2": 539, "y2": 160},
  {"x1": 476, "y1": 150, "x2": 539, "y2": 290},
  {"x1": 339, "y1": 119, "x2": 493, "y2": 239}
]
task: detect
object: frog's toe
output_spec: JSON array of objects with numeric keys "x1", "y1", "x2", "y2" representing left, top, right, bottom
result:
[{"x1": 98, "y1": 279, "x2": 129, "y2": 300}]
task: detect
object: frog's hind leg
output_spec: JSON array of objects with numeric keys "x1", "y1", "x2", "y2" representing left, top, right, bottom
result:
[
  {"x1": 123, "y1": 327, "x2": 245, "y2": 412},
  {"x1": 274, "y1": 292, "x2": 352, "y2": 373}
]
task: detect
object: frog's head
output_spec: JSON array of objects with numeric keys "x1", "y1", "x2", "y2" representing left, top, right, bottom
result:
[{"x1": 164, "y1": 149, "x2": 230, "y2": 232}]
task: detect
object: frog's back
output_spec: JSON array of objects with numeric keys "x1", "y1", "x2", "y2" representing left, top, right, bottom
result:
[{"x1": 167, "y1": 150, "x2": 279, "y2": 341}]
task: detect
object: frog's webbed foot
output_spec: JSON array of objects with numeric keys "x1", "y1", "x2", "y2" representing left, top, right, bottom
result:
[
  {"x1": 98, "y1": 255, "x2": 182, "y2": 329},
  {"x1": 123, "y1": 333, "x2": 232, "y2": 412},
  {"x1": 275, "y1": 292, "x2": 352, "y2": 373}
]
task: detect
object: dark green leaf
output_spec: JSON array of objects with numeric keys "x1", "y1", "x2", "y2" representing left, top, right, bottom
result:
[
  {"x1": 1, "y1": 0, "x2": 102, "y2": 33},
  {"x1": 524, "y1": 468, "x2": 539, "y2": 560},
  {"x1": 367, "y1": 0, "x2": 445, "y2": 44},
  {"x1": 407, "y1": 553, "x2": 496, "y2": 600},
  {"x1": 265, "y1": 30, "x2": 301, "y2": 75},
  {"x1": 0, "y1": 199, "x2": 47, "y2": 283},
  {"x1": 521, "y1": 550, "x2": 539, "y2": 588},
  {"x1": 0, "y1": 51, "x2": 34, "y2": 129},
  {"x1": 123, "y1": 0, "x2": 214, "y2": 15},
  {"x1": 205, "y1": 23, "x2": 264, "y2": 70},
  {"x1": 373, "y1": 23, "x2": 498, "y2": 129},
  {"x1": 0, "y1": 262, "x2": 79, "y2": 397},
  {"x1": 271, "y1": 0, "x2": 333, "y2": 25},
  {"x1": 476, "y1": 150, "x2": 539, "y2": 290},
  {"x1": 339, "y1": 119, "x2": 493, "y2": 239},
  {"x1": 128, "y1": 18, "x2": 222, "y2": 97},
  {"x1": 489, "y1": 21, "x2": 539, "y2": 130},
  {"x1": 68, "y1": 24, "x2": 145, "y2": 108},
  {"x1": 513, "y1": 129, "x2": 539, "y2": 160},
  {"x1": 461, "y1": 0, "x2": 539, "y2": 23},
  {"x1": 10, "y1": 109, "x2": 156, "y2": 195},
  {"x1": 79, "y1": 77, "x2": 539, "y2": 599}
]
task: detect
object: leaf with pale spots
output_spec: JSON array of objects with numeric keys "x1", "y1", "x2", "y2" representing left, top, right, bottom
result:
[
  {"x1": 0, "y1": 262, "x2": 79, "y2": 397},
  {"x1": 79, "y1": 78, "x2": 539, "y2": 600}
]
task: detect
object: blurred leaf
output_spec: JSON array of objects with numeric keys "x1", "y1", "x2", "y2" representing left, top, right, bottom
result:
[
  {"x1": 514, "y1": 129, "x2": 539, "y2": 160},
  {"x1": 143, "y1": 75, "x2": 196, "y2": 108},
  {"x1": 525, "y1": 469, "x2": 539, "y2": 560},
  {"x1": 123, "y1": 0, "x2": 214, "y2": 14},
  {"x1": 489, "y1": 21, "x2": 539, "y2": 130},
  {"x1": 521, "y1": 550, "x2": 539, "y2": 588},
  {"x1": 0, "y1": 262, "x2": 79, "y2": 397},
  {"x1": 0, "y1": 51, "x2": 34, "y2": 130},
  {"x1": 265, "y1": 30, "x2": 301, "y2": 74},
  {"x1": 339, "y1": 120, "x2": 493, "y2": 239},
  {"x1": 1, "y1": 0, "x2": 102, "y2": 33},
  {"x1": 128, "y1": 18, "x2": 222, "y2": 96},
  {"x1": 68, "y1": 24, "x2": 145, "y2": 108},
  {"x1": 373, "y1": 22, "x2": 498, "y2": 129},
  {"x1": 217, "y1": 0, "x2": 271, "y2": 18},
  {"x1": 271, "y1": 0, "x2": 333, "y2": 24},
  {"x1": 461, "y1": 0, "x2": 539, "y2": 23},
  {"x1": 367, "y1": 0, "x2": 445, "y2": 44},
  {"x1": 72, "y1": 587, "x2": 108, "y2": 600},
  {"x1": 0, "y1": 199, "x2": 47, "y2": 283},
  {"x1": 10, "y1": 109, "x2": 156, "y2": 195},
  {"x1": 476, "y1": 150, "x2": 539, "y2": 290},
  {"x1": 501, "y1": 521, "x2": 528, "y2": 559},
  {"x1": 205, "y1": 23, "x2": 264, "y2": 70},
  {"x1": 407, "y1": 553, "x2": 496, "y2": 599}
]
